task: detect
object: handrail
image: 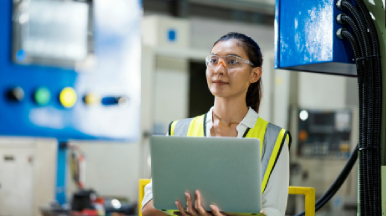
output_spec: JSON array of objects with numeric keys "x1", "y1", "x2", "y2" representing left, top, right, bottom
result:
[{"x1": 288, "y1": 186, "x2": 315, "y2": 216}]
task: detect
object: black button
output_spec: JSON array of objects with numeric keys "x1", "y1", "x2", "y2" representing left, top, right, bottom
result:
[{"x1": 6, "y1": 87, "x2": 24, "y2": 102}]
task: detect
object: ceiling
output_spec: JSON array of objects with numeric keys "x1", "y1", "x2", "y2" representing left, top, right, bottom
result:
[{"x1": 189, "y1": 0, "x2": 275, "y2": 15}]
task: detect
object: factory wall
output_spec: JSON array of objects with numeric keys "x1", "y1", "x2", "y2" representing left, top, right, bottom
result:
[
  {"x1": 298, "y1": 73, "x2": 347, "y2": 109},
  {"x1": 153, "y1": 57, "x2": 190, "y2": 134},
  {"x1": 190, "y1": 17, "x2": 275, "y2": 51}
]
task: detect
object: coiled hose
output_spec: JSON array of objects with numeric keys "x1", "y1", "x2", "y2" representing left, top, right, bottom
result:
[
  {"x1": 340, "y1": 1, "x2": 383, "y2": 215},
  {"x1": 339, "y1": 2, "x2": 374, "y2": 212},
  {"x1": 339, "y1": 3, "x2": 375, "y2": 213},
  {"x1": 339, "y1": 13, "x2": 369, "y2": 214},
  {"x1": 351, "y1": 1, "x2": 383, "y2": 215}
]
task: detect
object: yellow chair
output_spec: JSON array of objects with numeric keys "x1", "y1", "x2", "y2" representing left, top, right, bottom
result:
[{"x1": 138, "y1": 179, "x2": 315, "y2": 216}]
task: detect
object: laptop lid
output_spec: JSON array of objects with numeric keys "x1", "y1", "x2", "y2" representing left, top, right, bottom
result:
[{"x1": 150, "y1": 136, "x2": 262, "y2": 215}]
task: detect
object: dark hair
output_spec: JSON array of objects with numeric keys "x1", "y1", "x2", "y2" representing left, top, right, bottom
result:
[{"x1": 213, "y1": 32, "x2": 263, "y2": 113}]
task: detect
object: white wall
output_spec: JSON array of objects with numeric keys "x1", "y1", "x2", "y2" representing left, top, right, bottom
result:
[
  {"x1": 140, "y1": 46, "x2": 156, "y2": 178},
  {"x1": 272, "y1": 68, "x2": 291, "y2": 128},
  {"x1": 190, "y1": 17, "x2": 275, "y2": 51},
  {"x1": 298, "y1": 73, "x2": 347, "y2": 109},
  {"x1": 153, "y1": 57, "x2": 189, "y2": 134}
]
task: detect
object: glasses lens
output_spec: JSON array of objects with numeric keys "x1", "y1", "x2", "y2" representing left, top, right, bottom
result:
[
  {"x1": 206, "y1": 55, "x2": 219, "y2": 67},
  {"x1": 225, "y1": 56, "x2": 243, "y2": 69}
]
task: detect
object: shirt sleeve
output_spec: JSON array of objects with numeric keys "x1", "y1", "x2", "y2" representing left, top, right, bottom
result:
[
  {"x1": 261, "y1": 140, "x2": 289, "y2": 216},
  {"x1": 141, "y1": 179, "x2": 153, "y2": 210}
]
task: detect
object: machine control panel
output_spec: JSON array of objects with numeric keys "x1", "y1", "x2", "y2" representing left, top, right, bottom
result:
[
  {"x1": 297, "y1": 109, "x2": 352, "y2": 159},
  {"x1": 0, "y1": 0, "x2": 142, "y2": 141}
]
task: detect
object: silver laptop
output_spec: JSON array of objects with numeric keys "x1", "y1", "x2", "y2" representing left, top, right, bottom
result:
[{"x1": 150, "y1": 136, "x2": 263, "y2": 216}]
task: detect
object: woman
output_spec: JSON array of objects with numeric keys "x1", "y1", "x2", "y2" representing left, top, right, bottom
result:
[{"x1": 142, "y1": 32, "x2": 291, "y2": 216}]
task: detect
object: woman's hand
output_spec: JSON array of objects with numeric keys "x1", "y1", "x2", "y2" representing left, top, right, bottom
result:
[
  {"x1": 260, "y1": 210, "x2": 267, "y2": 216},
  {"x1": 175, "y1": 190, "x2": 229, "y2": 216}
]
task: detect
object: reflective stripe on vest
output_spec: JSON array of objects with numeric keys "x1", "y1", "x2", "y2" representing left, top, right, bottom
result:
[
  {"x1": 170, "y1": 114, "x2": 206, "y2": 136},
  {"x1": 168, "y1": 115, "x2": 290, "y2": 193}
]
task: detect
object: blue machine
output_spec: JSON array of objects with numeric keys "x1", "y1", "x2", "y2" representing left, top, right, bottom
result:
[
  {"x1": 0, "y1": 0, "x2": 142, "y2": 203},
  {"x1": 274, "y1": 0, "x2": 356, "y2": 76}
]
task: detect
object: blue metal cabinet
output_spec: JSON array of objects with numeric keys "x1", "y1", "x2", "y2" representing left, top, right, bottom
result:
[{"x1": 275, "y1": 0, "x2": 356, "y2": 76}]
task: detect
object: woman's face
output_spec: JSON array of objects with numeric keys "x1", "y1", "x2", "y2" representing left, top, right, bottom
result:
[{"x1": 206, "y1": 39, "x2": 261, "y2": 99}]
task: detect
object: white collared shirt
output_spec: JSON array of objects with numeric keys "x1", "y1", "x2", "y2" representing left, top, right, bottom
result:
[
  {"x1": 142, "y1": 107, "x2": 289, "y2": 216},
  {"x1": 205, "y1": 106, "x2": 259, "y2": 138}
]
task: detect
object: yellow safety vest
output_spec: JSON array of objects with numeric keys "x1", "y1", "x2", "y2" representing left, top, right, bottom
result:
[{"x1": 168, "y1": 114, "x2": 291, "y2": 193}]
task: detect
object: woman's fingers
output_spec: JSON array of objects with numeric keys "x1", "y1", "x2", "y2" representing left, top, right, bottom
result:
[
  {"x1": 209, "y1": 204, "x2": 225, "y2": 216},
  {"x1": 175, "y1": 201, "x2": 189, "y2": 216},
  {"x1": 185, "y1": 192, "x2": 199, "y2": 216},
  {"x1": 194, "y1": 190, "x2": 211, "y2": 216},
  {"x1": 260, "y1": 210, "x2": 267, "y2": 216}
]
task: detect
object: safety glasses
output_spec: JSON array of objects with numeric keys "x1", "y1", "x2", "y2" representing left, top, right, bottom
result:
[{"x1": 205, "y1": 54, "x2": 254, "y2": 69}]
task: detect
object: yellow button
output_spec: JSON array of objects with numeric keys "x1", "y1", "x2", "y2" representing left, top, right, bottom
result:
[
  {"x1": 59, "y1": 87, "x2": 77, "y2": 108},
  {"x1": 84, "y1": 93, "x2": 101, "y2": 105}
]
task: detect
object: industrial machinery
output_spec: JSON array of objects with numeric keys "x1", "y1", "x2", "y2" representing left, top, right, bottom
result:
[
  {"x1": 275, "y1": 0, "x2": 385, "y2": 215},
  {"x1": 289, "y1": 108, "x2": 358, "y2": 215},
  {"x1": 0, "y1": 0, "x2": 141, "y2": 214}
]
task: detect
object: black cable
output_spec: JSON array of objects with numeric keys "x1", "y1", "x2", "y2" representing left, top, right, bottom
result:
[
  {"x1": 341, "y1": 1, "x2": 373, "y2": 57},
  {"x1": 352, "y1": 2, "x2": 383, "y2": 213},
  {"x1": 339, "y1": 15, "x2": 365, "y2": 56},
  {"x1": 340, "y1": 2, "x2": 378, "y2": 214},
  {"x1": 342, "y1": 1, "x2": 383, "y2": 215},
  {"x1": 352, "y1": 2, "x2": 383, "y2": 215},
  {"x1": 339, "y1": 2, "x2": 373, "y2": 214},
  {"x1": 338, "y1": 17, "x2": 366, "y2": 166},
  {"x1": 340, "y1": 1, "x2": 382, "y2": 214},
  {"x1": 337, "y1": 16, "x2": 368, "y2": 216},
  {"x1": 352, "y1": 0, "x2": 381, "y2": 54}
]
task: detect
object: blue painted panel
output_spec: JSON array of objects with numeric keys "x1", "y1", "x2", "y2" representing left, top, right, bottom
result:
[
  {"x1": 0, "y1": 0, "x2": 142, "y2": 141},
  {"x1": 275, "y1": 0, "x2": 356, "y2": 76}
]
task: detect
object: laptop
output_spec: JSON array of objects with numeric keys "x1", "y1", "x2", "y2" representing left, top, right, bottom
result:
[{"x1": 150, "y1": 136, "x2": 263, "y2": 216}]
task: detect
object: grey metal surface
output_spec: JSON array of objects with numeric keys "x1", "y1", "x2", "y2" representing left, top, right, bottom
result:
[
  {"x1": 12, "y1": 0, "x2": 93, "y2": 68},
  {"x1": 150, "y1": 136, "x2": 262, "y2": 214},
  {"x1": 189, "y1": 0, "x2": 275, "y2": 15}
]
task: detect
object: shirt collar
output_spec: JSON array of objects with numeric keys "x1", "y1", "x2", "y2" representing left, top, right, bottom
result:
[{"x1": 206, "y1": 106, "x2": 259, "y2": 129}]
